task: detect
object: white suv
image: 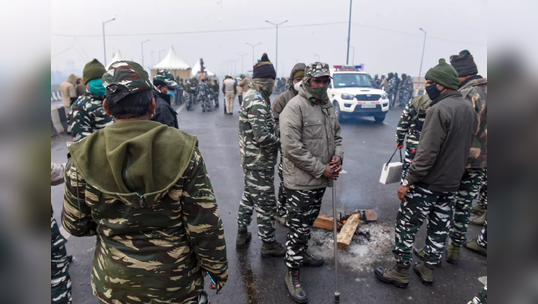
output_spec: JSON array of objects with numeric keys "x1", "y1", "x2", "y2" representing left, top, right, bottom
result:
[{"x1": 328, "y1": 66, "x2": 390, "y2": 122}]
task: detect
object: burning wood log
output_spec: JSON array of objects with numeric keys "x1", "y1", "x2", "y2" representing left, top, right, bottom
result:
[
  {"x1": 313, "y1": 214, "x2": 342, "y2": 231},
  {"x1": 336, "y1": 213, "x2": 361, "y2": 250}
]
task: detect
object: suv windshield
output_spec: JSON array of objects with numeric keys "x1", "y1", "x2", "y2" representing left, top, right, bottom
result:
[{"x1": 333, "y1": 73, "x2": 372, "y2": 88}]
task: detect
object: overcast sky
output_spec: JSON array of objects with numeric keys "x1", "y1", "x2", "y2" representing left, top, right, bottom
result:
[{"x1": 51, "y1": 0, "x2": 488, "y2": 79}]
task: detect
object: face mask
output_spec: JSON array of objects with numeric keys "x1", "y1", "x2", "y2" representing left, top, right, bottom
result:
[
  {"x1": 88, "y1": 78, "x2": 106, "y2": 97},
  {"x1": 425, "y1": 83, "x2": 444, "y2": 100},
  {"x1": 167, "y1": 90, "x2": 176, "y2": 98},
  {"x1": 310, "y1": 86, "x2": 329, "y2": 102},
  {"x1": 251, "y1": 78, "x2": 274, "y2": 98},
  {"x1": 294, "y1": 82, "x2": 301, "y2": 92}
]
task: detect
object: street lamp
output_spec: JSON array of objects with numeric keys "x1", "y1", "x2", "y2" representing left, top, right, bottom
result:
[
  {"x1": 346, "y1": 0, "x2": 353, "y2": 65},
  {"x1": 238, "y1": 53, "x2": 247, "y2": 74},
  {"x1": 350, "y1": 46, "x2": 355, "y2": 65},
  {"x1": 246, "y1": 42, "x2": 261, "y2": 67},
  {"x1": 102, "y1": 18, "x2": 116, "y2": 66},
  {"x1": 419, "y1": 28, "x2": 427, "y2": 80},
  {"x1": 141, "y1": 39, "x2": 150, "y2": 68},
  {"x1": 265, "y1": 19, "x2": 288, "y2": 77},
  {"x1": 314, "y1": 54, "x2": 320, "y2": 61}
]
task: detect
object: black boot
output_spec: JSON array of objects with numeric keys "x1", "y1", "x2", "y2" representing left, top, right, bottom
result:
[{"x1": 285, "y1": 268, "x2": 308, "y2": 303}]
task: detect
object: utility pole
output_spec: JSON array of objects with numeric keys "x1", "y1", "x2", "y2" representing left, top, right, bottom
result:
[
  {"x1": 246, "y1": 42, "x2": 261, "y2": 67},
  {"x1": 346, "y1": 0, "x2": 353, "y2": 65},
  {"x1": 141, "y1": 39, "x2": 150, "y2": 68},
  {"x1": 238, "y1": 53, "x2": 247, "y2": 74},
  {"x1": 266, "y1": 19, "x2": 288, "y2": 77},
  {"x1": 350, "y1": 46, "x2": 355, "y2": 65},
  {"x1": 102, "y1": 18, "x2": 116, "y2": 66},
  {"x1": 419, "y1": 28, "x2": 427, "y2": 80}
]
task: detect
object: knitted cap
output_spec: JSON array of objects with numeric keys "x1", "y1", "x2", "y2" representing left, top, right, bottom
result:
[
  {"x1": 450, "y1": 50, "x2": 478, "y2": 77},
  {"x1": 253, "y1": 53, "x2": 276, "y2": 79},
  {"x1": 82, "y1": 59, "x2": 106, "y2": 85},
  {"x1": 425, "y1": 58, "x2": 460, "y2": 90}
]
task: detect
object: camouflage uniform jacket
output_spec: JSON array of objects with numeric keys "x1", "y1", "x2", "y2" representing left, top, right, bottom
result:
[
  {"x1": 62, "y1": 121, "x2": 228, "y2": 304},
  {"x1": 239, "y1": 87, "x2": 280, "y2": 170},
  {"x1": 68, "y1": 91, "x2": 114, "y2": 142},
  {"x1": 388, "y1": 77, "x2": 398, "y2": 93},
  {"x1": 460, "y1": 77, "x2": 487, "y2": 168},
  {"x1": 396, "y1": 95, "x2": 429, "y2": 150}
]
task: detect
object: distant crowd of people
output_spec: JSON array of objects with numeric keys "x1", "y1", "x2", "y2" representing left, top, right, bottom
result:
[{"x1": 370, "y1": 73, "x2": 415, "y2": 107}]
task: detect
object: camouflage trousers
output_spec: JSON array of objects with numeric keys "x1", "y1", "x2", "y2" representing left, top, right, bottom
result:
[
  {"x1": 276, "y1": 156, "x2": 287, "y2": 220},
  {"x1": 237, "y1": 169, "x2": 277, "y2": 242},
  {"x1": 201, "y1": 95, "x2": 212, "y2": 112},
  {"x1": 284, "y1": 188, "x2": 326, "y2": 269},
  {"x1": 398, "y1": 90, "x2": 412, "y2": 105},
  {"x1": 477, "y1": 221, "x2": 487, "y2": 248},
  {"x1": 400, "y1": 143, "x2": 418, "y2": 183},
  {"x1": 393, "y1": 185, "x2": 456, "y2": 266},
  {"x1": 468, "y1": 285, "x2": 487, "y2": 304},
  {"x1": 450, "y1": 168, "x2": 487, "y2": 246},
  {"x1": 477, "y1": 169, "x2": 488, "y2": 209},
  {"x1": 51, "y1": 210, "x2": 72, "y2": 304}
]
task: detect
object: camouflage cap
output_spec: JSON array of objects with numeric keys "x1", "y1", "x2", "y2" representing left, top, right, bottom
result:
[
  {"x1": 154, "y1": 69, "x2": 180, "y2": 89},
  {"x1": 305, "y1": 62, "x2": 332, "y2": 78},
  {"x1": 102, "y1": 60, "x2": 155, "y2": 105}
]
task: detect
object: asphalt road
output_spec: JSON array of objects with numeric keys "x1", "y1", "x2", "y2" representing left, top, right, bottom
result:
[{"x1": 50, "y1": 94, "x2": 487, "y2": 304}]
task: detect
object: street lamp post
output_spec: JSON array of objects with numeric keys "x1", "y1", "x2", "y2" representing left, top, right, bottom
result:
[
  {"x1": 419, "y1": 28, "x2": 427, "y2": 80},
  {"x1": 102, "y1": 18, "x2": 116, "y2": 66},
  {"x1": 346, "y1": 0, "x2": 353, "y2": 65},
  {"x1": 314, "y1": 54, "x2": 320, "y2": 61},
  {"x1": 159, "y1": 49, "x2": 165, "y2": 61},
  {"x1": 265, "y1": 19, "x2": 288, "y2": 77},
  {"x1": 238, "y1": 53, "x2": 247, "y2": 74},
  {"x1": 350, "y1": 46, "x2": 355, "y2": 65},
  {"x1": 246, "y1": 42, "x2": 261, "y2": 67},
  {"x1": 141, "y1": 39, "x2": 150, "y2": 68}
]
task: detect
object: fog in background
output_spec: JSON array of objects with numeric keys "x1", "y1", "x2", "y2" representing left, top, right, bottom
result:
[{"x1": 51, "y1": 0, "x2": 488, "y2": 80}]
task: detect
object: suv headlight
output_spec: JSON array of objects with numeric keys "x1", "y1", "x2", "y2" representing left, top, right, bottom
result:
[
  {"x1": 381, "y1": 93, "x2": 389, "y2": 100},
  {"x1": 341, "y1": 93, "x2": 355, "y2": 100}
]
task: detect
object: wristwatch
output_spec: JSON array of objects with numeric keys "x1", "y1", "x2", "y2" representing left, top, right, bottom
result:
[{"x1": 402, "y1": 180, "x2": 410, "y2": 187}]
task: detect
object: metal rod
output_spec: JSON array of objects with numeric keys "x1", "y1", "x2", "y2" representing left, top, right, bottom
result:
[
  {"x1": 419, "y1": 28, "x2": 427, "y2": 80},
  {"x1": 332, "y1": 181, "x2": 340, "y2": 303},
  {"x1": 102, "y1": 23, "x2": 106, "y2": 66},
  {"x1": 346, "y1": 0, "x2": 353, "y2": 65}
]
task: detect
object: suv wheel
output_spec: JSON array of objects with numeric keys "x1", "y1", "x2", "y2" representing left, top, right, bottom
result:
[
  {"x1": 374, "y1": 113, "x2": 386, "y2": 123},
  {"x1": 334, "y1": 101, "x2": 343, "y2": 123}
]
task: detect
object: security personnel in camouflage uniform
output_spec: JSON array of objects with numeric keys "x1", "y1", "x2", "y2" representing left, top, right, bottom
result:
[
  {"x1": 387, "y1": 72, "x2": 397, "y2": 105},
  {"x1": 272, "y1": 62, "x2": 306, "y2": 226},
  {"x1": 62, "y1": 60, "x2": 228, "y2": 304},
  {"x1": 210, "y1": 79, "x2": 220, "y2": 108},
  {"x1": 51, "y1": 163, "x2": 72, "y2": 304},
  {"x1": 375, "y1": 58, "x2": 477, "y2": 289},
  {"x1": 280, "y1": 62, "x2": 343, "y2": 303},
  {"x1": 153, "y1": 69, "x2": 179, "y2": 128},
  {"x1": 68, "y1": 59, "x2": 114, "y2": 142},
  {"x1": 199, "y1": 78, "x2": 212, "y2": 112},
  {"x1": 395, "y1": 93, "x2": 431, "y2": 182},
  {"x1": 237, "y1": 53, "x2": 285, "y2": 257},
  {"x1": 414, "y1": 50, "x2": 488, "y2": 264},
  {"x1": 468, "y1": 285, "x2": 487, "y2": 304},
  {"x1": 397, "y1": 74, "x2": 414, "y2": 106}
]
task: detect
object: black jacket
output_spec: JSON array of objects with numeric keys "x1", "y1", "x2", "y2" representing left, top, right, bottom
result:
[
  {"x1": 406, "y1": 91, "x2": 477, "y2": 193},
  {"x1": 151, "y1": 91, "x2": 178, "y2": 129}
]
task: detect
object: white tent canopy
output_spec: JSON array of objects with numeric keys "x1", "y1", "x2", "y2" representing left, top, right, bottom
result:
[
  {"x1": 190, "y1": 59, "x2": 215, "y2": 77},
  {"x1": 153, "y1": 46, "x2": 190, "y2": 70},
  {"x1": 106, "y1": 50, "x2": 126, "y2": 69}
]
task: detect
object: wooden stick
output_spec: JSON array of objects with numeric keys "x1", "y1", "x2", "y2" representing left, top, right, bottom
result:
[
  {"x1": 313, "y1": 214, "x2": 342, "y2": 231},
  {"x1": 336, "y1": 214, "x2": 361, "y2": 250}
]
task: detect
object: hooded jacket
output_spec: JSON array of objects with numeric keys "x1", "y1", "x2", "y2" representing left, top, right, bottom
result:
[
  {"x1": 272, "y1": 63, "x2": 306, "y2": 131},
  {"x1": 280, "y1": 85, "x2": 344, "y2": 190},
  {"x1": 151, "y1": 90, "x2": 179, "y2": 128},
  {"x1": 62, "y1": 120, "x2": 228, "y2": 303},
  {"x1": 406, "y1": 91, "x2": 478, "y2": 192},
  {"x1": 460, "y1": 77, "x2": 487, "y2": 168},
  {"x1": 60, "y1": 74, "x2": 77, "y2": 107}
]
